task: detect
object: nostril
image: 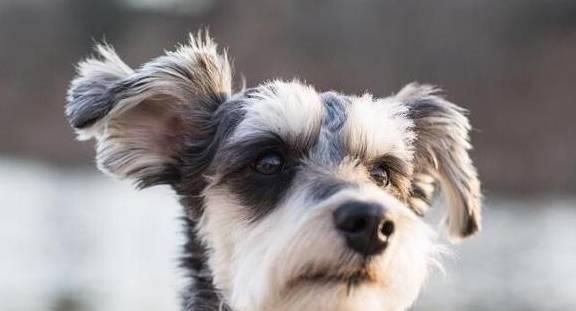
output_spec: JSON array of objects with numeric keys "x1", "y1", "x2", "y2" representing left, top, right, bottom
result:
[{"x1": 380, "y1": 220, "x2": 395, "y2": 237}]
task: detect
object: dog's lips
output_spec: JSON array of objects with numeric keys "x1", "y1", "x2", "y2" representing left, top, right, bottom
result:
[{"x1": 289, "y1": 266, "x2": 376, "y2": 288}]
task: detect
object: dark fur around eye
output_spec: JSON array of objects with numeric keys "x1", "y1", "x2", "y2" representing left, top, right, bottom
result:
[
  {"x1": 213, "y1": 133, "x2": 304, "y2": 221},
  {"x1": 215, "y1": 133, "x2": 287, "y2": 173},
  {"x1": 252, "y1": 152, "x2": 285, "y2": 175},
  {"x1": 225, "y1": 161, "x2": 297, "y2": 221},
  {"x1": 367, "y1": 155, "x2": 412, "y2": 200}
]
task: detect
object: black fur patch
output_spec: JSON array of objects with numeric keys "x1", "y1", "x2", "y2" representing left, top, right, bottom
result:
[
  {"x1": 180, "y1": 217, "x2": 227, "y2": 311},
  {"x1": 215, "y1": 132, "x2": 307, "y2": 221}
]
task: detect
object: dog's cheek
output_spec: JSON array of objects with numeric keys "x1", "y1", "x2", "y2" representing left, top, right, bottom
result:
[
  {"x1": 228, "y1": 194, "x2": 313, "y2": 310},
  {"x1": 197, "y1": 186, "x2": 251, "y2": 296},
  {"x1": 199, "y1": 184, "x2": 299, "y2": 310}
]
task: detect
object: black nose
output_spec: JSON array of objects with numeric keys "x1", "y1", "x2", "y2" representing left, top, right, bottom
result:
[{"x1": 333, "y1": 201, "x2": 395, "y2": 256}]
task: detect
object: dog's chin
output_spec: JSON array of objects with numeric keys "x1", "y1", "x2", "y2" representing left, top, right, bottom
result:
[
  {"x1": 260, "y1": 255, "x2": 421, "y2": 311},
  {"x1": 271, "y1": 274, "x2": 392, "y2": 311}
]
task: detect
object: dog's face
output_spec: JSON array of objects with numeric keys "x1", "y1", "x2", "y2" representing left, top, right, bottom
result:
[{"x1": 67, "y1": 34, "x2": 481, "y2": 311}]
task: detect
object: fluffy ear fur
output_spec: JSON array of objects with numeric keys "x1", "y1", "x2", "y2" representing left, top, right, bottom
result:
[
  {"x1": 397, "y1": 83, "x2": 482, "y2": 240},
  {"x1": 66, "y1": 33, "x2": 232, "y2": 188}
]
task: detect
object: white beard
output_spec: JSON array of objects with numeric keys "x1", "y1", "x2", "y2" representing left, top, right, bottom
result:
[{"x1": 199, "y1": 186, "x2": 441, "y2": 311}]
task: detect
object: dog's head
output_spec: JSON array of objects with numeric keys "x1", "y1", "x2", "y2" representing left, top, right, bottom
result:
[{"x1": 67, "y1": 34, "x2": 481, "y2": 311}]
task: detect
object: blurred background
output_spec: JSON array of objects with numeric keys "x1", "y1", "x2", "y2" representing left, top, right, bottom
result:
[{"x1": 1, "y1": 0, "x2": 575, "y2": 310}]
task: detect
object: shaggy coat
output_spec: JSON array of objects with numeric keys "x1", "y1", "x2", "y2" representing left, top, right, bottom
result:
[{"x1": 66, "y1": 33, "x2": 481, "y2": 311}]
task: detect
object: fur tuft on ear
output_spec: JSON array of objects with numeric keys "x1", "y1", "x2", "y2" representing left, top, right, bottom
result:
[
  {"x1": 397, "y1": 83, "x2": 482, "y2": 240},
  {"x1": 66, "y1": 32, "x2": 233, "y2": 187},
  {"x1": 66, "y1": 44, "x2": 134, "y2": 136}
]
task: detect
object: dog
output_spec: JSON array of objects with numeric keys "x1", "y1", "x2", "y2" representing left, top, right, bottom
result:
[{"x1": 66, "y1": 32, "x2": 481, "y2": 311}]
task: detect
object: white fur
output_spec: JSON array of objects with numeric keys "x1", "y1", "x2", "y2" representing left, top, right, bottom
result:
[
  {"x1": 232, "y1": 80, "x2": 324, "y2": 143},
  {"x1": 194, "y1": 84, "x2": 445, "y2": 311},
  {"x1": 344, "y1": 94, "x2": 415, "y2": 161},
  {"x1": 199, "y1": 165, "x2": 441, "y2": 311}
]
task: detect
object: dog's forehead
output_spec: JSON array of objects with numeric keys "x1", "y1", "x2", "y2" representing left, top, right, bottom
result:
[
  {"x1": 231, "y1": 81, "x2": 324, "y2": 144},
  {"x1": 227, "y1": 81, "x2": 413, "y2": 160},
  {"x1": 343, "y1": 94, "x2": 414, "y2": 160}
]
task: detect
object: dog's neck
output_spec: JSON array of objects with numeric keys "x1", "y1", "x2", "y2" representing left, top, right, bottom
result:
[{"x1": 181, "y1": 217, "x2": 232, "y2": 311}]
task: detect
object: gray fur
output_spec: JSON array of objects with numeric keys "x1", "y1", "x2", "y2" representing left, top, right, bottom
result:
[
  {"x1": 317, "y1": 92, "x2": 349, "y2": 164},
  {"x1": 397, "y1": 83, "x2": 482, "y2": 239},
  {"x1": 66, "y1": 44, "x2": 134, "y2": 129}
]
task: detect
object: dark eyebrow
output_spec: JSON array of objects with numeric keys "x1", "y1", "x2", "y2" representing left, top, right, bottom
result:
[
  {"x1": 215, "y1": 128, "x2": 321, "y2": 176},
  {"x1": 214, "y1": 131, "x2": 287, "y2": 175}
]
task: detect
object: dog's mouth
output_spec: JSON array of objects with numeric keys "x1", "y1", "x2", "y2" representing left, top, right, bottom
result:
[{"x1": 287, "y1": 264, "x2": 377, "y2": 290}]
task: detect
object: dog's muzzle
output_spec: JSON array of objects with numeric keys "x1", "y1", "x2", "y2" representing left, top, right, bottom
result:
[{"x1": 333, "y1": 201, "x2": 395, "y2": 257}]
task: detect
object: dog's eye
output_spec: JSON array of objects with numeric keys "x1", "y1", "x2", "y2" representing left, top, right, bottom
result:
[
  {"x1": 252, "y1": 152, "x2": 284, "y2": 175},
  {"x1": 370, "y1": 165, "x2": 390, "y2": 187}
]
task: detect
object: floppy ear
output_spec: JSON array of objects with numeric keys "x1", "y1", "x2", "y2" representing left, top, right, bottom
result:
[
  {"x1": 396, "y1": 83, "x2": 481, "y2": 240},
  {"x1": 66, "y1": 33, "x2": 232, "y2": 188}
]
